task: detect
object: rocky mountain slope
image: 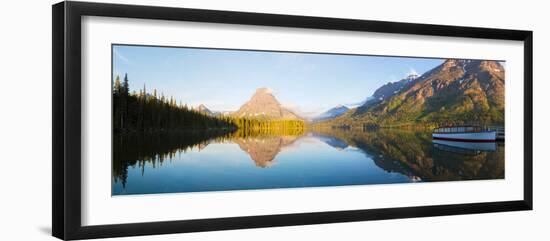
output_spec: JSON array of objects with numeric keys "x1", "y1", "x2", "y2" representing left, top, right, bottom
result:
[
  {"x1": 357, "y1": 74, "x2": 419, "y2": 112},
  {"x1": 327, "y1": 59, "x2": 505, "y2": 126}
]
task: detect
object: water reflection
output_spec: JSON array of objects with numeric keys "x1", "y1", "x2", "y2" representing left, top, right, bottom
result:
[
  {"x1": 433, "y1": 139, "x2": 497, "y2": 153},
  {"x1": 233, "y1": 135, "x2": 300, "y2": 168},
  {"x1": 313, "y1": 129, "x2": 504, "y2": 182},
  {"x1": 112, "y1": 128, "x2": 504, "y2": 195},
  {"x1": 112, "y1": 129, "x2": 236, "y2": 188}
]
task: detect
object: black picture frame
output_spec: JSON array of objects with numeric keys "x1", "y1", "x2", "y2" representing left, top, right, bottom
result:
[{"x1": 52, "y1": 1, "x2": 533, "y2": 240}]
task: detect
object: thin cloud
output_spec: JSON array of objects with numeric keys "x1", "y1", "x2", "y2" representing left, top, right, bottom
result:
[
  {"x1": 407, "y1": 67, "x2": 419, "y2": 76},
  {"x1": 114, "y1": 49, "x2": 129, "y2": 62}
]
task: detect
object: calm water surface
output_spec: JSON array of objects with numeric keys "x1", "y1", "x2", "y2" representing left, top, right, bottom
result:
[{"x1": 112, "y1": 129, "x2": 504, "y2": 195}]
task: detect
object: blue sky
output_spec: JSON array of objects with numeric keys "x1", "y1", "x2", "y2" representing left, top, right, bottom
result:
[{"x1": 113, "y1": 45, "x2": 443, "y2": 117}]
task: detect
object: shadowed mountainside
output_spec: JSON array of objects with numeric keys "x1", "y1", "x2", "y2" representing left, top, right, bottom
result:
[{"x1": 319, "y1": 59, "x2": 505, "y2": 127}]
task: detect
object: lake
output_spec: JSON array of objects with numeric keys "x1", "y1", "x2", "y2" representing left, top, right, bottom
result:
[{"x1": 112, "y1": 129, "x2": 504, "y2": 195}]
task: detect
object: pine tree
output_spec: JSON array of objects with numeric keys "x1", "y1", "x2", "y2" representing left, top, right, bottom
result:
[
  {"x1": 114, "y1": 75, "x2": 121, "y2": 94},
  {"x1": 122, "y1": 73, "x2": 129, "y2": 96}
]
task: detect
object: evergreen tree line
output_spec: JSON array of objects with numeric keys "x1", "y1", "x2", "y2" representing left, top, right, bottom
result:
[
  {"x1": 113, "y1": 74, "x2": 306, "y2": 133},
  {"x1": 230, "y1": 118, "x2": 306, "y2": 134},
  {"x1": 113, "y1": 74, "x2": 237, "y2": 133}
]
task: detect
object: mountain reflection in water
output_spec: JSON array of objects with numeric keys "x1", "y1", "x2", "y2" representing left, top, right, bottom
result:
[
  {"x1": 234, "y1": 135, "x2": 300, "y2": 168},
  {"x1": 112, "y1": 128, "x2": 504, "y2": 195}
]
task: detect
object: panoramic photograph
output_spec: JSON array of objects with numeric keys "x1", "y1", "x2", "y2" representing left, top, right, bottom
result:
[{"x1": 111, "y1": 44, "x2": 505, "y2": 196}]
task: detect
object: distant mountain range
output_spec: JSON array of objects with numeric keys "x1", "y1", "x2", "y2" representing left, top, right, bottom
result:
[
  {"x1": 310, "y1": 74, "x2": 420, "y2": 122},
  {"x1": 193, "y1": 59, "x2": 504, "y2": 125},
  {"x1": 324, "y1": 59, "x2": 504, "y2": 126},
  {"x1": 312, "y1": 105, "x2": 349, "y2": 122}
]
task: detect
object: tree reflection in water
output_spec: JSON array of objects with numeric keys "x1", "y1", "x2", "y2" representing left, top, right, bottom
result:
[
  {"x1": 313, "y1": 128, "x2": 504, "y2": 182},
  {"x1": 112, "y1": 128, "x2": 305, "y2": 187},
  {"x1": 112, "y1": 127, "x2": 504, "y2": 189}
]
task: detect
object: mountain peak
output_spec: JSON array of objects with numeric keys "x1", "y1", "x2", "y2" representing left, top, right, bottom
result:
[
  {"x1": 438, "y1": 59, "x2": 504, "y2": 80},
  {"x1": 441, "y1": 59, "x2": 475, "y2": 69},
  {"x1": 443, "y1": 58, "x2": 467, "y2": 65},
  {"x1": 479, "y1": 60, "x2": 504, "y2": 74},
  {"x1": 195, "y1": 104, "x2": 217, "y2": 116},
  {"x1": 255, "y1": 87, "x2": 273, "y2": 94},
  {"x1": 248, "y1": 88, "x2": 276, "y2": 103},
  {"x1": 233, "y1": 87, "x2": 301, "y2": 120}
]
